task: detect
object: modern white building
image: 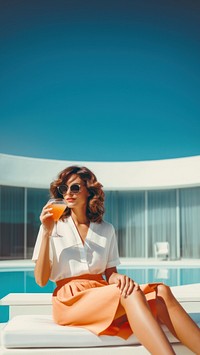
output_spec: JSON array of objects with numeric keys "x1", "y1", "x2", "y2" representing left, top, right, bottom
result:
[{"x1": 0, "y1": 153, "x2": 200, "y2": 260}]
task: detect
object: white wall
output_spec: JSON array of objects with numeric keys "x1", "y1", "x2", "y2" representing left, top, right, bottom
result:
[{"x1": 0, "y1": 153, "x2": 200, "y2": 190}]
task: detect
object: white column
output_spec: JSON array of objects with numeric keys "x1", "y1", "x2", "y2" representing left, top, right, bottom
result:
[
  {"x1": 145, "y1": 190, "x2": 148, "y2": 258},
  {"x1": 176, "y1": 189, "x2": 180, "y2": 259},
  {"x1": 24, "y1": 187, "x2": 27, "y2": 259}
]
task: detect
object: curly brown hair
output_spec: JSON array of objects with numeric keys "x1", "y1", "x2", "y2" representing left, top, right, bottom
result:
[{"x1": 50, "y1": 166, "x2": 105, "y2": 223}]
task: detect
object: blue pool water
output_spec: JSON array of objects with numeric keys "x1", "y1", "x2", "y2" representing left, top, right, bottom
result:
[
  {"x1": 118, "y1": 266, "x2": 200, "y2": 287},
  {"x1": 0, "y1": 270, "x2": 54, "y2": 323},
  {"x1": 0, "y1": 267, "x2": 199, "y2": 323}
]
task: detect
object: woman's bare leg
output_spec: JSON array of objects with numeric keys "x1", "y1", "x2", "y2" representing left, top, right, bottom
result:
[
  {"x1": 156, "y1": 284, "x2": 200, "y2": 355},
  {"x1": 120, "y1": 288, "x2": 175, "y2": 355}
]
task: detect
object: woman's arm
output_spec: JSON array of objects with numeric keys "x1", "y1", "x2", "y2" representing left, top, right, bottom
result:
[
  {"x1": 105, "y1": 266, "x2": 139, "y2": 298},
  {"x1": 34, "y1": 203, "x2": 54, "y2": 287},
  {"x1": 34, "y1": 230, "x2": 52, "y2": 287},
  {"x1": 105, "y1": 266, "x2": 118, "y2": 283}
]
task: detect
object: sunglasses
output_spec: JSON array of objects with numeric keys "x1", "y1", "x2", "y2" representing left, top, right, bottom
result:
[{"x1": 57, "y1": 183, "x2": 81, "y2": 195}]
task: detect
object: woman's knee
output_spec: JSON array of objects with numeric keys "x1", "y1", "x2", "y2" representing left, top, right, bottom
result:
[
  {"x1": 157, "y1": 284, "x2": 173, "y2": 301},
  {"x1": 120, "y1": 288, "x2": 146, "y2": 307}
]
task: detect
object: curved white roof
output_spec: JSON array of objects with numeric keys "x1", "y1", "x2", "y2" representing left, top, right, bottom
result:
[{"x1": 0, "y1": 153, "x2": 200, "y2": 190}]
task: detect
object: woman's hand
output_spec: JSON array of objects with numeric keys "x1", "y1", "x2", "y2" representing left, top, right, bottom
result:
[
  {"x1": 108, "y1": 272, "x2": 140, "y2": 298},
  {"x1": 40, "y1": 202, "x2": 54, "y2": 235}
]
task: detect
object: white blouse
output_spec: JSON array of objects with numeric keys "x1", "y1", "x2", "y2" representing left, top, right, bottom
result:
[{"x1": 32, "y1": 216, "x2": 120, "y2": 282}]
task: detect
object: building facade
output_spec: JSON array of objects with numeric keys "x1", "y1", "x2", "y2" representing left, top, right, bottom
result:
[{"x1": 0, "y1": 154, "x2": 200, "y2": 260}]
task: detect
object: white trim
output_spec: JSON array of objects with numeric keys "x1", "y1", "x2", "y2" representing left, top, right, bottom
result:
[{"x1": 1, "y1": 154, "x2": 200, "y2": 190}]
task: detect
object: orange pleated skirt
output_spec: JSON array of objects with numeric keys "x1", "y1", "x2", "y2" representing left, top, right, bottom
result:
[{"x1": 52, "y1": 274, "x2": 160, "y2": 340}]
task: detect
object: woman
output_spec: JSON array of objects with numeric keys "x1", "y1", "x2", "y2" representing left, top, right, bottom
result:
[{"x1": 33, "y1": 165, "x2": 200, "y2": 355}]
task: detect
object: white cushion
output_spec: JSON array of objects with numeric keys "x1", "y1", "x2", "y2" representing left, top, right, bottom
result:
[{"x1": 1, "y1": 314, "x2": 200, "y2": 349}]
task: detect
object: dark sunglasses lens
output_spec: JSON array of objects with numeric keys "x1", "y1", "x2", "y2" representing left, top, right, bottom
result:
[
  {"x1": 70, "y1": 184, "x2": 80, "y2": 193},
  {"x1": 58, "y1": 185, "x2": 68, "y2": 195}
]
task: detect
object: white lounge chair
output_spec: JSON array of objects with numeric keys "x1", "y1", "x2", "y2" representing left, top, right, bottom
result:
[
  {"x1": 0, "y1": 284, "x2": 199, "y2": 355},
  {"x1": 0, "y1": 313, "x2": 199, "y2": 355},
  {"x1": 154, "y1": 241, "x2": 170, "y2": 260}
]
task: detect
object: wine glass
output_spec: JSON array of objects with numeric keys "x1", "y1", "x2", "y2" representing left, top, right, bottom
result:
[{"x1": 48, "y1": 198, "x2": 67, "y2": 237}]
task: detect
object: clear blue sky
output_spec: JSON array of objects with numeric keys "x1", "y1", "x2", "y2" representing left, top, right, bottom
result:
[{"x1": 0, "y1": 0, "x2": 200, "y2": 162}]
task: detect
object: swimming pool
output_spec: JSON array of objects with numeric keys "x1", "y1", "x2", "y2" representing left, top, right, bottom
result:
[
  {"x1": 0, "y1": 266, "x2": 199, "y2": 323},
  {"x1": 118, "y1": 266, "x2": 200, "y2": 287}
]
